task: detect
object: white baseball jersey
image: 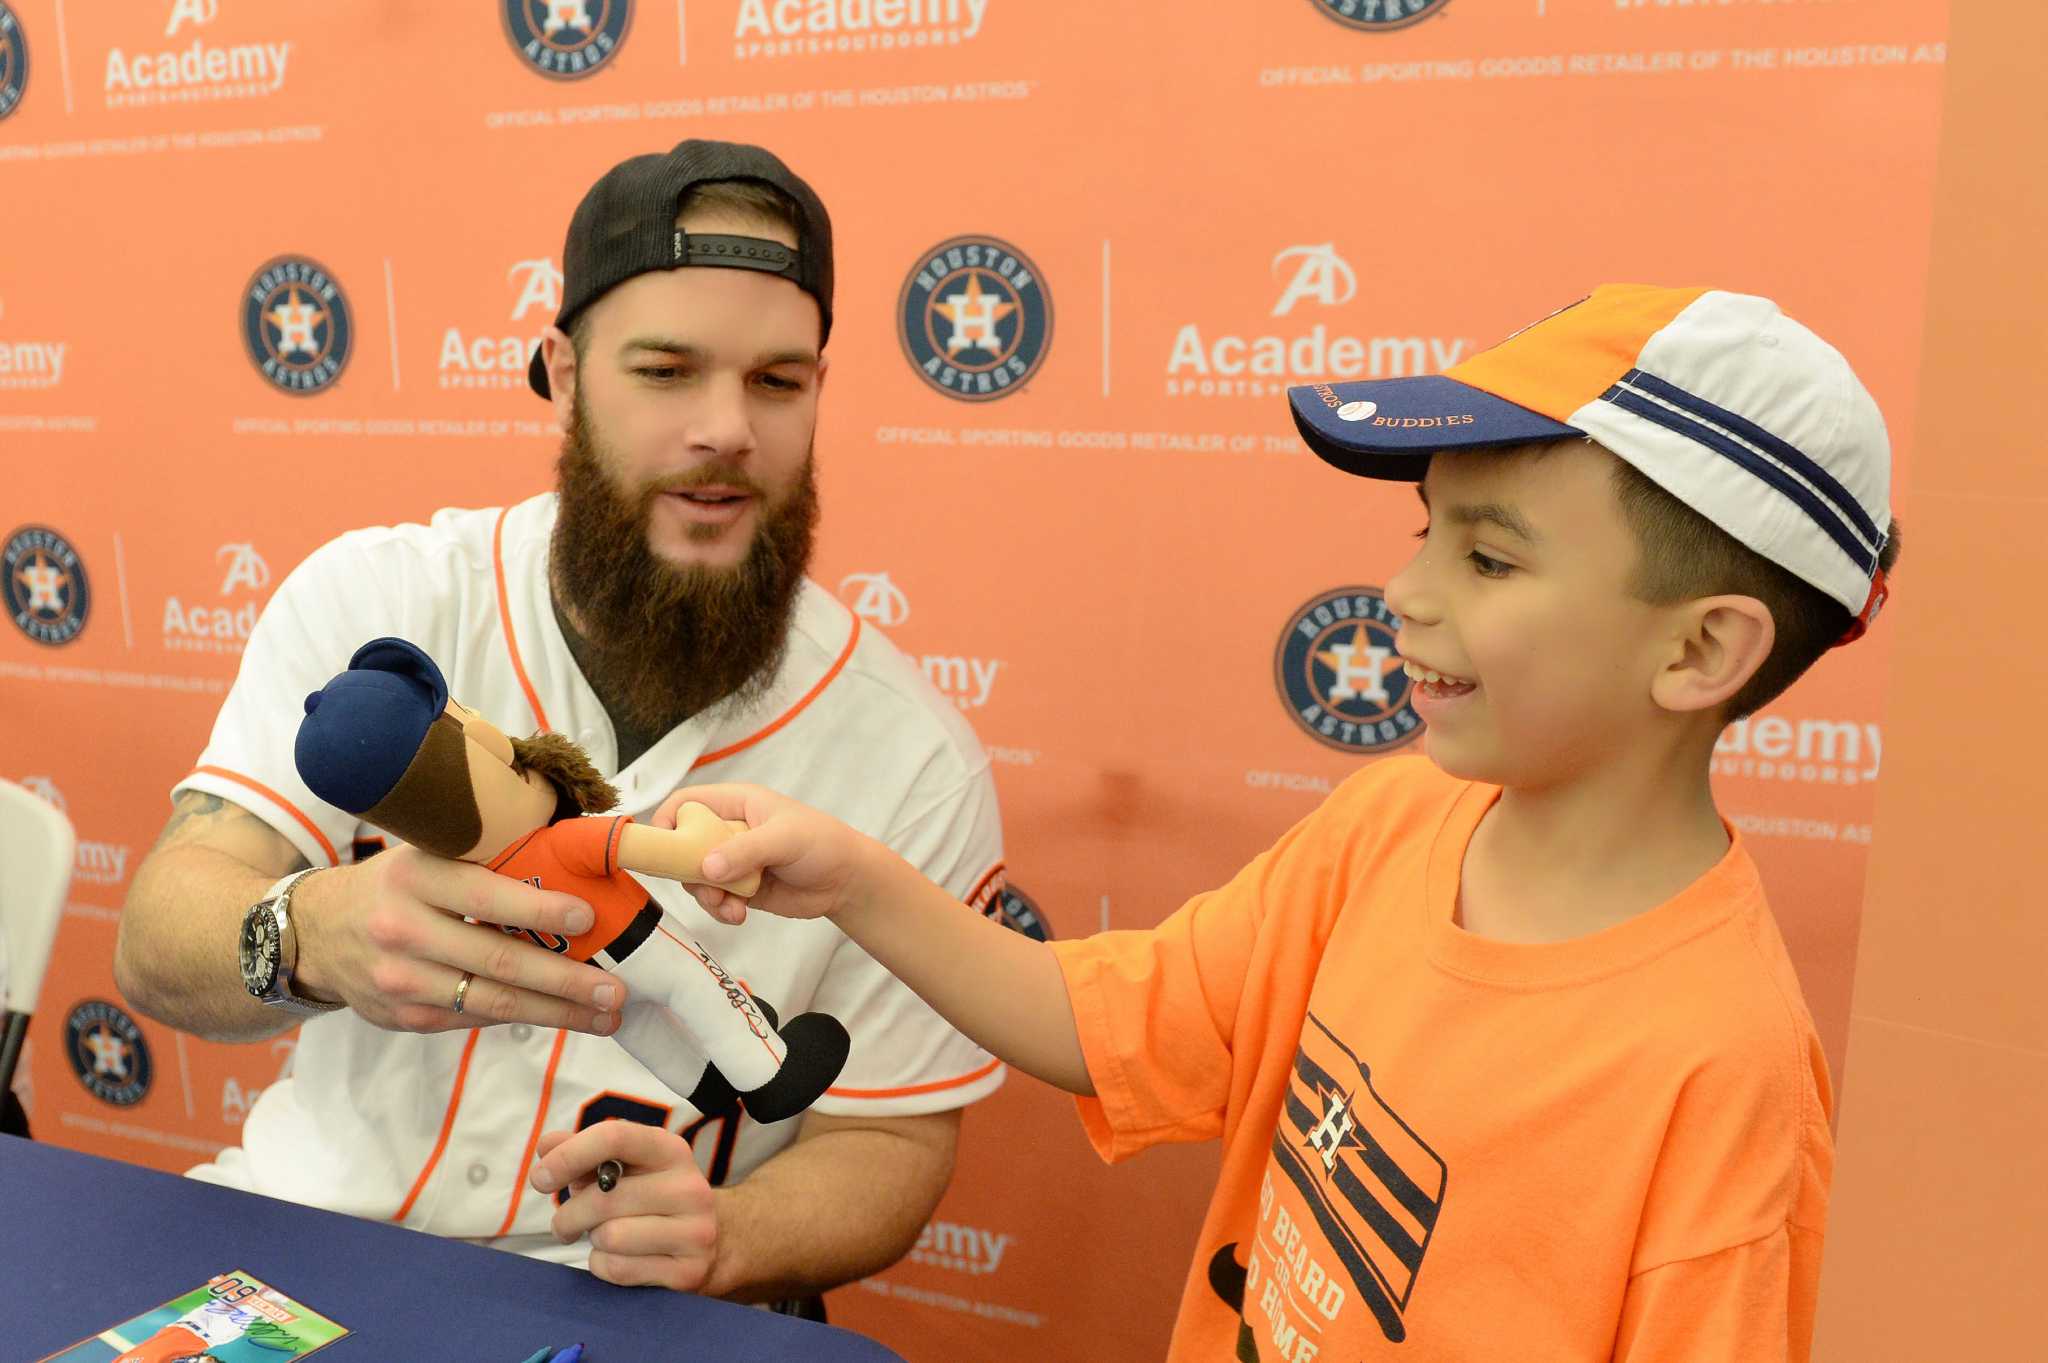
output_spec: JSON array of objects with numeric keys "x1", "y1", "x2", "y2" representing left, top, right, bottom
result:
[{"x1": 178, "y1": 493, "x2": 1006, "y2": 1263}]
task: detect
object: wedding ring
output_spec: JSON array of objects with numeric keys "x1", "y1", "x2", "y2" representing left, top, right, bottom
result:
[{"x1": 451, "y1": 971, "x2": 474, "y2": 1015}]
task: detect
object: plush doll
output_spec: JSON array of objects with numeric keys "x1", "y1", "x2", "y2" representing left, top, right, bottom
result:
[{"x1": 293, "y1": 637, "x2": 849, "y2": 1124}]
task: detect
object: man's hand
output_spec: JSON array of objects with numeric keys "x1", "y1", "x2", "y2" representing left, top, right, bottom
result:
[
  {"x1": 532, "y1": 1120, "x2": 718, "y2": 1292},
  {"x1": 652, "y1": 784, "x2": 888, "y2": 926},
  {"x1": 291, "y1": 847, "x2": 623, "y2": 1036}
]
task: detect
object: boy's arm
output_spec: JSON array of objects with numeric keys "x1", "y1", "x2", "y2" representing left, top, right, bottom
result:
[
  {"x1": 659, "y1": 784, "x2": 1093, "y2": 1096},
  {"x1": 834, "y1": 843, "x2": 1091, "y2": 1096}
]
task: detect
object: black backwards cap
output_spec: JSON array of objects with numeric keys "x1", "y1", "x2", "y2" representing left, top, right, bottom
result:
[{"x1": 527, "y1": 138, "x2": 835, "y2": 399}]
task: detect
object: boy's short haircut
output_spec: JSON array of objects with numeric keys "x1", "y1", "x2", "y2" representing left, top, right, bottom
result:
[
  {"x1": 1608, "y1": 455, "x2": 1902, "y2": 718},
  {"x1": 1287, "y1": 285, "x2": 1898, "y2": 677}
]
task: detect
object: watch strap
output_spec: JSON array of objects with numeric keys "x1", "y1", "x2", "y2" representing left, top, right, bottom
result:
[{"x1": 255, "y1": 869, "x2": 343, "y2": 1016}]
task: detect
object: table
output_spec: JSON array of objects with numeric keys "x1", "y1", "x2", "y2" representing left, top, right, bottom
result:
[{"x1": 1, "y1": 1134, "x2": 907, "y2": 1361}]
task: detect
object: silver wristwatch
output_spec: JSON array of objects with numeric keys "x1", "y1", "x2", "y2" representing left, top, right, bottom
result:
[{"x1": 238, "y1": 869, "x2": 343, "y2": 1018}]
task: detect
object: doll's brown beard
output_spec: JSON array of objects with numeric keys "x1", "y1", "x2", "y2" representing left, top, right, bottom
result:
[
  {"x1": 548, "y1": 389, "x2": 819, "y2": 736},
  {"x1": 510, "y1": 731, "x2": 620, "y2": 815}
]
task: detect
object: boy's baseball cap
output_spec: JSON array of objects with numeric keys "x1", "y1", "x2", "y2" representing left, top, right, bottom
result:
[
  {"x1": 527, "y1": 138, "x2": 835, "y2": 399},
  {"x1": 1287, "y1": 285, "x2": 1893, "y2": 641}
]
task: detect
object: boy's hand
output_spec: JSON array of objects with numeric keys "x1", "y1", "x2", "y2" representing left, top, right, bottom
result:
[{"x1": 652, "y1": 784, "x2": 879, "y2": 926}]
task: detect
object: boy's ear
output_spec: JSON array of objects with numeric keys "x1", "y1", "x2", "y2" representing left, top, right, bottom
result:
[{"x1": 1650, "y1": 594, "x2": 1775, "y2": 715}]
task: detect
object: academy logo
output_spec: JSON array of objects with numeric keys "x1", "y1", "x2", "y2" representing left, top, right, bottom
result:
[
  {"x1": 909, "y1": 1218, "x2": 1014, "y2": 1276},
  {"x1": 13, "y1": 777, "x2": 132, "y2": 887},
  {"x1": 502, "y1": 0, "x2": 632, "y2": 79},
  {"x1": 104, "y1": 0, "x2": 294, "y2": 110},
  {"x1": 241, "y1": 256, "x2": 352, "y2": 396},
  {"x1": 1168, "y1": 241, "x2": 1470, "y2": 399},
  {"x1": 4, "y1": 524, "x2": 90, "y2": 646},
  {"x1": 0, "y1": 3, "x2": 29, "y2": 122},
  {"x1": 441, "y1": 258, "x2": 562, "y2": 390},
  {"x1": 0, "y1": 324, "x2": 67, "y2": 390},
  {"x1": 1715, "y1": 712, "x2": 1883, "y2": 787},
  {"x1": 1307, "y1": 0, "x2": 1452, "y2": 32},
  {"x1": 1274, "y1": 586, "x2": 1421, "y2": 754},
  {"x1": 66, "y1": 1000, "x2": 153, "y2": 1107},
  {"x1": 898, "y1": 235, "x2": 1052, "y2": 402},
  {"x1": 163, "y1": 542, "x2": 271, "y2": 654},
  {"x1": 838, "y1": 571, "x2": 910, "y2": 628},
  {"x1": 17, "y1": 774, "x2": 65, "y2": 810},
  {"x1": 835, "y1": 569, "x2": 1002, "y2": 707},
  {"x1": 1271, "y1": 243, "x2": 1356, "y2": 317},
  {"x1": 735, "y1": 0, "x2": 991, "y2": 61},
  {"x1": 221, "y1": 1036, "x2": 294, "y2": 1126}
]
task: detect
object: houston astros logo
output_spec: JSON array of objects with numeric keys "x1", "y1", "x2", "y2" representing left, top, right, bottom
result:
[
  {"x1": 994, "y1": 883, "x2": 1052, "y2": 942},
  {"x1": 1274, "y1": 586, "x2": 1422, "y2": 754},
  {"x1": 0, "y1": 2, "x2": 27, "y2": 121},
  {"x1": 502, "y1": 0, "x2": 632, "y2": 79},
  {"x1": 242, "y1": 255, "x2": 353, "y2": 395},
  {"x1": 67, "y1": 1000, "x2": 154, "y2": 1107},
  {"x1": 4, "y1": 524, "x2": 90, "y2": 646},
  {"x1": 899, "y1": 235, "x2": 1052, "y2": 402},
  {"x1": 1307, "y1": 0, "x2": 1451, "y2": 32}
]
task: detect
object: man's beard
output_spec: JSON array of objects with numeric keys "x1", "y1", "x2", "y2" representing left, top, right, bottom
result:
[{"x1": 549, "y1": 393, "x2": 819, "y2": 736}]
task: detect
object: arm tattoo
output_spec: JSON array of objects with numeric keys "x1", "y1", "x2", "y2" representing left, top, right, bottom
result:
[
  {"x1": 153, "y1": 791, "x2": 227, "y2": 850},
  {"x1": 151, "y1": 790, "x2": 311, "y2": 872}
]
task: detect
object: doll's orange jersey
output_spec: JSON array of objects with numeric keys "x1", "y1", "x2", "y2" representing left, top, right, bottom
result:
[
  {"x1": 1050, "y1": 756, "x2": 1833, "y2": 1362},
  {"x1": 485, "y1": 814, "x2": 644, "y2": 961}
]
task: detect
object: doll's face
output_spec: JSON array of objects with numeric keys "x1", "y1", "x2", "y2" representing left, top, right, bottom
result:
[{"x1": 443, "y1": 699, "x2": 558, "y2": 862}]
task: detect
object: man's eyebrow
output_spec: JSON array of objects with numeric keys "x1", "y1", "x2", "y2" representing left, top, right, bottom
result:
[
  {"x1": 1447, "y1": 500, "x2": 1541, "y2": 544},
  {"x1": 618, "y1": 339, "x2": 819, "y2": 368},
  {"x1": 619, "y1": 337, "x2": 706, "y2": 360}
]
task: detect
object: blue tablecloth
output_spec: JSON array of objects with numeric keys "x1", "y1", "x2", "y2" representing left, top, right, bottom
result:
[{"x1": 0, "y1": 1134, "x2": 906, "y2": 1361}]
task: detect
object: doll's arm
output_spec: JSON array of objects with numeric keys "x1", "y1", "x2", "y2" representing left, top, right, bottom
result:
[{"x1": 617, "y1": 805, "x2": 763, "y2": 897}]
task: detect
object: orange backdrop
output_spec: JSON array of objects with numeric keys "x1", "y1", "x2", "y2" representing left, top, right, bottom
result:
[{"x1": 1, "y1": 2, "x2": 1950, "y2": 1358}]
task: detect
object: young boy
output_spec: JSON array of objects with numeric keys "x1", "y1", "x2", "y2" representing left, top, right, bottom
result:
[{"x1": 632, "y1": 285, "x2": 1896, "y2": 1359}]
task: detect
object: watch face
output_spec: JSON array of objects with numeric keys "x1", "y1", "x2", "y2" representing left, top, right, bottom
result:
[{"x1": 240, "y1": 904, "x2": 280, "y2": 996}]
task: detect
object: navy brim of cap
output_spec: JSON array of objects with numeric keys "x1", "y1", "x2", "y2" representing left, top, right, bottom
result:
[{"x1": 1287, "y1": 375, "x2": 1582, "y2": 481}]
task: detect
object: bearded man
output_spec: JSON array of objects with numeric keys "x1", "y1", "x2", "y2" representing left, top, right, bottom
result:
[{"x1": 116, "y1": 142, "x2": 1007, "y2": 1318}]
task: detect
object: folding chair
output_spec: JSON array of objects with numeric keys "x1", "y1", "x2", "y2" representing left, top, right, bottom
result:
[{"x1": 0, "y1": 778, "x2": 76, "y2": 1134}]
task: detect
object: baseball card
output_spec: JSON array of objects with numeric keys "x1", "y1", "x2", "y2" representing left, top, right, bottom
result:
[{"x1": 35, "y1": 1269, "x2": 348, "y2": 1362}]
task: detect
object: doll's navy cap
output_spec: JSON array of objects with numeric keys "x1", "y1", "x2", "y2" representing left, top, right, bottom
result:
[{"x1": 296, "y1": 638, "x2": 451, "y2": 815}]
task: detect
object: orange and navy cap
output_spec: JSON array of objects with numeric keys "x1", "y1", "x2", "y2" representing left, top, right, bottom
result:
[{"x1": 1288, "y1": 284, "x2": 1894, "y2": 641}]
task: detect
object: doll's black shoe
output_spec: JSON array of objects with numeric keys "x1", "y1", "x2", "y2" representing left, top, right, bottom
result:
[
  {"x1": 738, "y1": 1013, "x2": 851, "y2": 1124},
  {"x1": 686, "y1": 1062, "x2": 742, "y2": 1119}
]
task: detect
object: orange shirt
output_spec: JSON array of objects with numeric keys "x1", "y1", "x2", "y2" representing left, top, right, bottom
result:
[
  {"x1": 486, "y1": 815, "x2": 643, "y2": 960},
  {"x1": 1051, "y1": 757, "x2": 1832, "y2": 1362}
]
